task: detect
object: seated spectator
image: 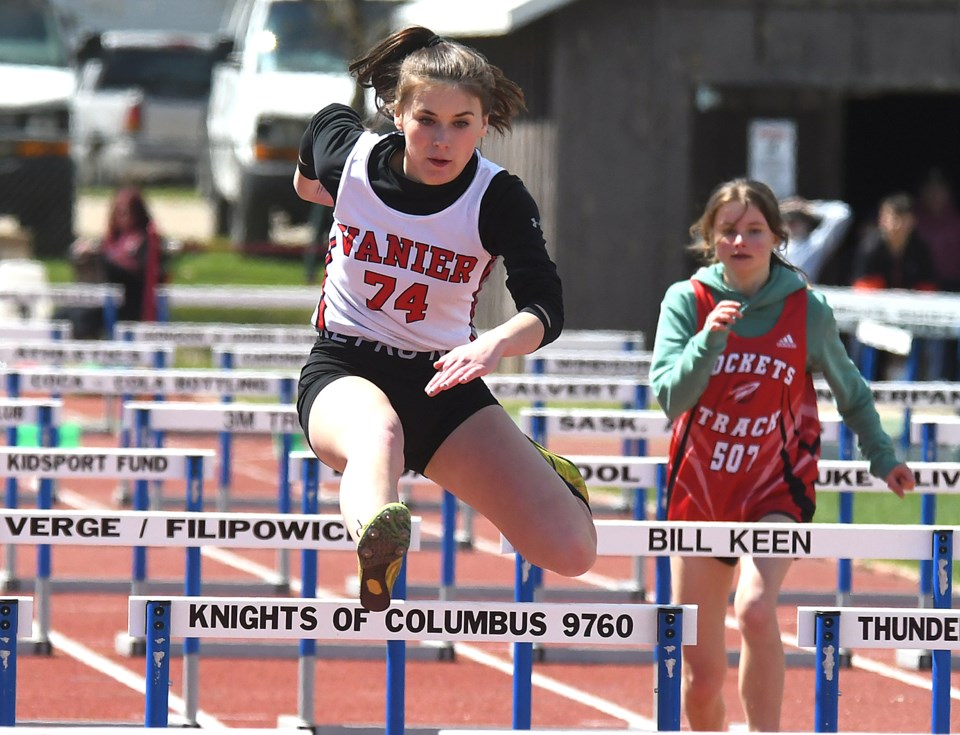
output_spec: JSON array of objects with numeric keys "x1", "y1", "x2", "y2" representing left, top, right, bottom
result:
[
  {"x1": 850, "y1": 193, "x2": 938, "y2": 379},
  {"x1": 65, "y1": 187, "x2": 167, "y2": 338},
  {"x1": 915, "y1": 170, "x2": 960, "y2": 292},
  {"x1": 851, "y1": 192, "x2": 937, "y2": 291},
  {"x1": 780, "y1": 196, "x2": 853, "y2": 283}
]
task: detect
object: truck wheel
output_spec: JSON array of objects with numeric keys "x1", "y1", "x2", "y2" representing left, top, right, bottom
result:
[
  {"x1": 213, "y1": 195, "x2": 231, "y2": 237},
  {"x1": 230, "y1": 175, "x2": 270, "y2": 247},
  {"x1": 31, "y1": 199, "x2": 75, "y2": 258}
]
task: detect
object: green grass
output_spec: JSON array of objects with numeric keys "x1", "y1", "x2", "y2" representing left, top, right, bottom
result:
[{"x1": 44, "y1": 238, "x2": 312, "y2": 325}]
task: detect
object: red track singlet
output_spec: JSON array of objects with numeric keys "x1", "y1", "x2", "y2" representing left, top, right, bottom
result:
[{"x1": 665, "y1": 280, "x2": 820, "y2": 523}]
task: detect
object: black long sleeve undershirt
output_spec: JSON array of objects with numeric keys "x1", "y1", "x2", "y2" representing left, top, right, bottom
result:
[{"x1": 297, "y1": 104, "x2": 564, "y2": 346}]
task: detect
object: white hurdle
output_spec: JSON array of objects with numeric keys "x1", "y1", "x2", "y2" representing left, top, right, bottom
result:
[
  {"x1": 0, "y1": 446, "x2": 214, "y2": 652},
  {"x1": 0, "y1": 320, "x2": 71, "y2": 340},
  {"x1": 0, "y1": 397, "x2": 62, "y2": 595},
  {"x1": 129, "y1": 595, "x2": 695, "y2": 732},
  {"x1": 796, "y1": 599, "x2": 956, "y2": 732},
  {"x1": 122, "y1": 401, "x2": 301, "y2": 586},
  {"x1": 0, "y1": 496, "x2": 422, "y2": 727},
  {"x1": 0, "y1": 339, "x2": 173, "y2": 369}
]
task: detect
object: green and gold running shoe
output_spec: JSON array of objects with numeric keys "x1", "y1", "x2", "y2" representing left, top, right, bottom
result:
[
  {"x1": 357, "y1": 502, "x2": 411, "y2": 612},
  {"x1": 529, "y1": 438, "x2": 591, "y2": 510}
]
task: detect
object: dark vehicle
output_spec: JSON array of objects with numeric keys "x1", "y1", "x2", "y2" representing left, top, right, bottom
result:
[{"x1": 0, "y1": 0, "x2": 76, "y2": 258}]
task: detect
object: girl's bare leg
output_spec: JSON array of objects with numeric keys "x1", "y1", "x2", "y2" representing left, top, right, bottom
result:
[
  {"x1": 671, "y1": 555, "x2": 737, "y2": 731},
  {"x1": 424, "y1": 405, "x2": 596, "y2": 576}
]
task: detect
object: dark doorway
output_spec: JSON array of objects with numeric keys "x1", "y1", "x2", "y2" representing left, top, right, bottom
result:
[
  {"x1": 842, "y1": 93, "x2": 960, "y2": 224},
  {"x1": 829, "y1": 93, "x2": 960, "y2": 284}
]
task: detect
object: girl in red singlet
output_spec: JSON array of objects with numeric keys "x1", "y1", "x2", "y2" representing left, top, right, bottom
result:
[{"x1": 650, "y1": 178, "x2": 915, "y2": 732}]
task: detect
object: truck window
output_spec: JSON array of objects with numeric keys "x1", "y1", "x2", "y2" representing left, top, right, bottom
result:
[
  {"x1": 0, "y1": 0, "x2": 70, "y2": 67},
  {"x1": 99, "y1": 47, "x2": 215, "y2": 98},
  {"x1": 256, "y1": 1, "x2": 349, "y2": 74}
]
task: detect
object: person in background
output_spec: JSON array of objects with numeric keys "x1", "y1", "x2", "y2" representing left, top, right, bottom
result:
[
  {"x1": 915, "y1": 170, "x2": 960, "y2": 292},
  {"x1": 292, "y1": 26, "x2": 597, "y2": 612},
  {"x1": 851, "y1": 192, "x2": 937, "y2": 292},
  {"x1": 67, "y1": 186, "x2": 166, "y2": 337},
  {"x1": 650, "y1": 177, "x2": 914, "y2": 732},
  {"x1": 915, "y1": 171, "x2": 960, "y2": 378},
  {"x1": 779, "y1": 196, "x2": 853, "y2": 283}
]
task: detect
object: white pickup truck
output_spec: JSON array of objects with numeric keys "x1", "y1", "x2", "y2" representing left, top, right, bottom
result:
[
  {"x1": 71, "y1": 30, "x2": 223, "y2": 185},
  {"x1": 202, "y1": 0, "x2": 391, "y2": 246}
]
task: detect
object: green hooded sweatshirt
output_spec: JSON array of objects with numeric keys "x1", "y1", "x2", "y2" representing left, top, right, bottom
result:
[{"x1": 650, "y1": 262, "x2": 899, "y2": 479}]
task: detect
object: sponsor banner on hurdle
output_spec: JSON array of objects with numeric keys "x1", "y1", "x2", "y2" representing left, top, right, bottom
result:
[
  {"x1": 0, "y1": 509, "x2": 422, "y2": 549},
  {"x1": 212, "y1": 345, "x2": 310, "y2": 370},
  {"x1": 0, "y1": 398, "x2": 60, "y2": 427},
  {"x1": 524, "y1": 457, "x2": 960, "y2": 492},
  {"x1": 485, "y1": 375, "x2": 641, "y2": 403},
  {"x1": 815, "y1": 379, "x2": 960, "y2": 408},
  {"x1": 128, "y1": 596, "x2": 696, "y2": 644},
  {"x1": 123, "y1": 401, "x2": 299, "y2": 434},
  {"x1": 503, "y1": 520, "x2": 951, "y2": 560},
  {"x1": 521, "y1": 408, "x2": 842, "y2": 442},
  {"x1": 116, "y1": 321, "x2": 316, "y2": 347},
  {"x1": 0, "y1": 447, "x2": 215, "y2": 479},
  {"x1": 522, "y1": 350, "x2": 652, "y2": 377},
  {"x1": 797, "y1": 607, "x2": 960, "y2": 649},
  {"x1": 2, "y1": 367, "x2": 296, "y2": 397},
  {"x1": 818, "y1": 459, "x2": 960, "y2": 493},
  {"x1": 0, "y1": 340, "x2": 173, "y2": 367}
]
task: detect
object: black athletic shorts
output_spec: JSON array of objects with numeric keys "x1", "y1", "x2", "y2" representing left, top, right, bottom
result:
[{"x1": 297, "y1": 330, "x2": 499, "y2": 474}]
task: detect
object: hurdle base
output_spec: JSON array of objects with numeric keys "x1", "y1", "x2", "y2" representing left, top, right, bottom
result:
[
  {"x1": 16, "y1": 637, "x2": 53, "y2": 656},
  {"x1": 278, "y1": 718, "x2": 441, "y2": 735},
  {"x1": 0, "y1": 573, "x2": 21, "y2": 592},
  {"x1": 895, "y1": 648, "x2": 932, "y2": 671},
  {"x1": 115, "y1": 632, "x2": 147, "y2": 657}
]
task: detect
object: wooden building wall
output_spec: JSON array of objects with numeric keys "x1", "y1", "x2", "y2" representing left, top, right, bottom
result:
[{"x1": 455, "y1": 1, "x2": 960, "y2": 343}]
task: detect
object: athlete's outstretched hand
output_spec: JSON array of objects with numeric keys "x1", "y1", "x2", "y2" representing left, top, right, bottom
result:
[
  {"x1": 704, "y1": 300, "x2": 744, "y2": 333},
  {"x1": 885, "y1": 462, "x2": 915, "y2": 498},
  {"x1": 424, "y1": 337, "x2": 502, "y2": 396}
]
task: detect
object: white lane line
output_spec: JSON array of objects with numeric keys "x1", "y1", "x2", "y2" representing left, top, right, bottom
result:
[
  {"x1": 453, "y1": 643, "x2": 655, "y2": 729},
  {"x1": 47, "y1": 630, "x2": 227, "y2": 727}
]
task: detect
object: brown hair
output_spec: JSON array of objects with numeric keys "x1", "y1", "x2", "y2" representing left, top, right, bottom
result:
[
  {"x1": 689, "y1": 178, "x2": 800, "y2": 274},
  {"x1": 349, "y1": 25, "x2": 525, "y2": 133}
]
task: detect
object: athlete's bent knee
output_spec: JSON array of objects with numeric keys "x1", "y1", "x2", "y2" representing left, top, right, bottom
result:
[{"x1": 735, "y1": 595, "x2": 778, "y2": 639}]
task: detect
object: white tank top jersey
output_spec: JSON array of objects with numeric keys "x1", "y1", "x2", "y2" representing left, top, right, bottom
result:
[{"x1": 311, "y1": 131, "x2": 503, "y2": 352}]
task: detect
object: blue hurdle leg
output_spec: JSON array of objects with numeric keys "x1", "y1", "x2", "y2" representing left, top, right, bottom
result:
[
  {"x1": 298, "y1": 456, "x2": 320, "y2": 727},
  {"x1": 931, "y1": 530, "x2": 952, "y2": 734},
  {"x1": 814, "y1": 611, "x2": 840, "y2": 733},
  {"x1": 655, "y1": 606, "x2": 683, "y2": 730},
  {"x1": 0, "y1": 600, "x2": 19, "y2": 725},
  {"x1": 512, "y1": 553, "x2": 536, "y2": 729},
  {"x1": 144, "y1": 600, "x2": 171, "y2": 727},
  {"x1": 385, "y1": 560, "x2": 408, "y2": 735}
]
